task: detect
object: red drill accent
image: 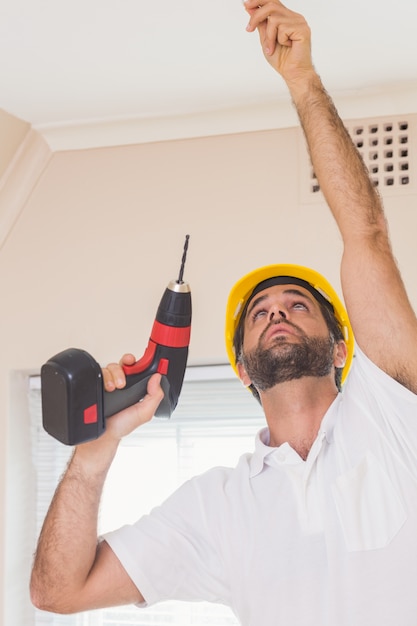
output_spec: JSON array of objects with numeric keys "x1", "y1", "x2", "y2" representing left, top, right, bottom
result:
[
  {"x1": 157, "y1": 358, "x2": 169, "y2": 375},
  {"x1": 123, "y1": 341, "x2": 157, "y2": 375},
  {"x1": 151, "y1": 320, "x2": 191, "y2": 348},
  {"x1": 84, "y1": 404, "x2": 98, "y2": 424}
]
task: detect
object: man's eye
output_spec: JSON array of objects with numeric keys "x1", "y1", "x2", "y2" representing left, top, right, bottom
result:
[
  {"x1": 251, "y1": 308, "x2": 267, "y2": 321},
  {"x1": 293, "y1": 302, "x2": 308, "y2": 310}
]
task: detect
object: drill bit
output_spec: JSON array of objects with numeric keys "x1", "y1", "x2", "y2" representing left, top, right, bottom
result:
[{"x1": 177, "y1": 235, "x2": 190, "y2": 284}]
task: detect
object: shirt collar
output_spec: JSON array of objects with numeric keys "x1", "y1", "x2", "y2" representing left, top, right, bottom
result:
[
  {"x1": 249, "y1": 427, "x2": 275, "y2": 477},
  {"x1": 249, "y1": 393, "x2": 342, "y2": 477}
]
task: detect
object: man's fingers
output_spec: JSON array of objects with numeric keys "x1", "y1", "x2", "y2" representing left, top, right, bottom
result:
[
  {"x1": 245, "y1": 1, "x2": 292, "y2": 57},
  {"x1": 125, "y1": 373, "x2": 164, "y2": 428},
  {"x1": 119, "y1": 353, "x2": 136, "y2": 367},
  {"x1": 102, "y1": 362, "x2": 126, "y2": 391},
  {"x1": 244, "y1": 0, "x2": 306, "y2": 43},
  {"x1": 244, "y1": 0, "x2": 279, "y2": 12},
  {"x1": 142, "y1": 373, "x2": 164, "y2": 413},
  {"x1": 101, "y1": 372, "x2": 164, "y2": 441},
  {"x1": 245, "y1": 3, "x2": 273, "y2": 32},
  {"x1": 263, "y1": 17, "x2": 284, "y2": 56},
  {"x1": 102, "y1": 354, "x2": 138, "y2": 392}
]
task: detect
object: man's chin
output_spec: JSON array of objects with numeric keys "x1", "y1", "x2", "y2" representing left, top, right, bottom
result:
[{"x1": 263, "y1": 338, "x2": 296, "y2": 353}]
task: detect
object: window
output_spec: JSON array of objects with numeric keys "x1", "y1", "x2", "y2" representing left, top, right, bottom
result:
[{"x1": 29, "y1": 366, "x2": 265, "y2": 626}]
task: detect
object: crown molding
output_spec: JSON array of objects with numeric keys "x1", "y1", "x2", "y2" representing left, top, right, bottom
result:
[
  {"x1": 33, "y1": 100, "x2": 298, "y2": 152},
  {"x1": 32, "y1": 82, "x2": 417, "y2": 153}
]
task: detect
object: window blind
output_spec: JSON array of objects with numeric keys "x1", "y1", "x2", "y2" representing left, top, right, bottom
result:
[{"x1": 30, "y1": 368, "x2": 265, "y2": 626}]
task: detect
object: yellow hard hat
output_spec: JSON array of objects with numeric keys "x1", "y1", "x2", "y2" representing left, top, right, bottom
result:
[{"x1": 225, "y1": 264, "x2": 354, "y2": 384}]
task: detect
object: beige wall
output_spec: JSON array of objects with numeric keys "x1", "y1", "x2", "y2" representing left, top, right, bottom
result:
[
  {"x1": 1, "y1": 112, "x2": 417, "y2": 623},
  {"x1": 1, "y1": 128, "x2": 316, "y2": 371},
  {"x1": 0, "y1": 110, "x2": 30, "y2": 177}
]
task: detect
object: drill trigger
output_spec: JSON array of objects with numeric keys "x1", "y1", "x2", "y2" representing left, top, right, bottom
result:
[{"x1": 157, "y1": 358, "x2": 169, "y2": 375}]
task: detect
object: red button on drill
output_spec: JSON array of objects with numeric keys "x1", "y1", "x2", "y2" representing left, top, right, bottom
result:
[{"x1": 157, "y1": 358, "x2": 169, "y2": 375}]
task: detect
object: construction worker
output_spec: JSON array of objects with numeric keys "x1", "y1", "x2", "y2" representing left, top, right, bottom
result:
[{"x1": 30, "y1": 1, "x2": 417, "y2": 624}]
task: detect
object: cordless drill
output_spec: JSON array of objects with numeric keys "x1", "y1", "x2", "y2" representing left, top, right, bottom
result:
[{"x1": 41, "y1": 236, "x2": 191, "y2": 446}]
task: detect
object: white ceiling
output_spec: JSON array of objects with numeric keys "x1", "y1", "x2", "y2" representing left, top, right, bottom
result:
[{"x1": 1, "y1": 0, "x2": 417, "y2": 149}]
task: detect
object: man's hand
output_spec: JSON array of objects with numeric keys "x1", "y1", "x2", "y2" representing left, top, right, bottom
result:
[
  {"x1": 100, "y1": 353, "x2": 164, "y2": 442},
  {"x1": 244, "y1": 0, "x2": 313, "y2": 84}
]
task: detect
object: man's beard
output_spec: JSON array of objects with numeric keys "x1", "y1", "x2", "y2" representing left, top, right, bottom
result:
[{"x1": 241, "y1": 323, "x2": 335, "y2": 391}]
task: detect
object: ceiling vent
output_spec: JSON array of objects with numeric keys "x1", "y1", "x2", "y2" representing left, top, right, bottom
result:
[{"x1": 299, "y1": 113, "x2": 416, "y2": 204}]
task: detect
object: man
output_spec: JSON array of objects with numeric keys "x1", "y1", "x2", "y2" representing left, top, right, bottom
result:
[{"x1": 30, "y1": 1, "x2": 417, "y2": 624}]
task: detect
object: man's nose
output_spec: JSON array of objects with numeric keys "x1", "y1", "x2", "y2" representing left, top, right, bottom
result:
[{"x1": 269, "y1": 309, "x2": 287, "y2": 322}]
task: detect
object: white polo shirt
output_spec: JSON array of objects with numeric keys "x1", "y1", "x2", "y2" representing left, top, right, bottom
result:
[{"x1": 104, "y1": 345, "x2": 417, "y2": 625}]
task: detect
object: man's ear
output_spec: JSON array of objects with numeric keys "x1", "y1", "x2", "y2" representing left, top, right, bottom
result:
[
  {"x1": 334, "y1": 340, "x2": 348, "y2": 368},
  {"x1": 237, "y1": 361, "x2": 252, "y2": 387}
]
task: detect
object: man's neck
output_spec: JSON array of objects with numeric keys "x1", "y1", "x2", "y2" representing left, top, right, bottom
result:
[{"x1": 260, "y1": 376, "x2": 339, "y2": 460}]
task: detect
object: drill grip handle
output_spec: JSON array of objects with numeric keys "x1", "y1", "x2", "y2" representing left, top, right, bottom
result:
[
  {"x1": 103, "y1": 339, "x2": 189, "y2": 419},
  {"x1": 103, "y1": 373, "x2": 172, "y2": 419}
]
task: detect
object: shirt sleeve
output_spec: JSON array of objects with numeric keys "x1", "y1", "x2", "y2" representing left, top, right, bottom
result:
[
  {"x1": 102, "y1": 467, "x2": 232, "y2": 607},
  {"x1": 345, "y1": 344, "x2": 417, "y2": 467}
]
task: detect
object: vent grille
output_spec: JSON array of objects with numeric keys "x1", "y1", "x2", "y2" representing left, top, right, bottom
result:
[{"x1": 299, "y1": 114, "x2": 416, "y2": 203}]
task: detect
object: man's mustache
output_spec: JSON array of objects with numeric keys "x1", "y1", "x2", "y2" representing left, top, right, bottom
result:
[{"x1": 259, "y1": 317, "x2": 305, "y2": 344}]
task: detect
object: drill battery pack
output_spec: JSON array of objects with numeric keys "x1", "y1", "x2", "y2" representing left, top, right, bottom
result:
[{"x1": 41, "y1": 349, "x2": 105, "y2": 445}]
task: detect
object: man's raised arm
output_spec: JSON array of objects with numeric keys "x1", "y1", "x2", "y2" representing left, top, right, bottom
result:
[
  {"x1": 245, "y1": 0, "x2": 417, "y2": 391},
  {"x1": 30, "y1": 363, "x2": 163, "y2": 614}
]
